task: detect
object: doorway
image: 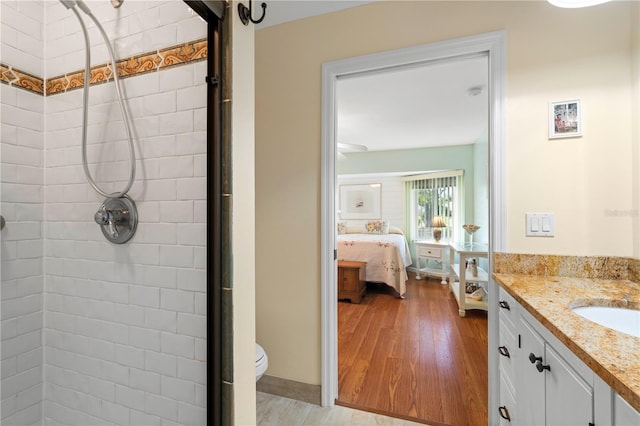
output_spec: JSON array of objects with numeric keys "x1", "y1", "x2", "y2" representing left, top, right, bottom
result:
[{"x1": 320, "y1": 31, "x2": 507, "y2": 426}]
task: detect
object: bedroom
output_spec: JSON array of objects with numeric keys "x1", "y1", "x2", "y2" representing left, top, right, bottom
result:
[{"x1": 333, "y1": 55, "x2": 490, "y2": 424}]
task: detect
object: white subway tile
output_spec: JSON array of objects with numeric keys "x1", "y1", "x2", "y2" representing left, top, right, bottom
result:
[
  {"x1": 178, "y1": 402, "x2": 206, "y2": 426},
  {"x1": 159, "y1": 245, "x2": 193, "y2": 268},
  {"x1": 193, "y1": 107, "x2": 206, "y2": 131},
  {"x1": 116, "y1": 384, "x2": 146, "y2": 411},
  {"x1": 130, "y1": 367, "x2": 161, "y2": 394},
  {"x1": 176, "y1": 16, "x2": 206, "y2": 43},
  {"x1": 16, "y1": 347, "x2": 42, "y2": 374},
  {"x1": 17, "y1": 311, "x2": 43, "y2": 335},
  {"x1": 144, "y1": 265, "x2": 177, "y2": 289},
  {"x1": 88, "y1": 376, "x2": 116, "y2": 402},
  {"x1": 136, "y1": 201, "x2": 161, "y2": 223},
  {"x1": 145, "y1": 393, "x2": 178, "y2": 422},
  {"x1": 99, "y1": 360, "x2": 130, "y2": 387},
  {"x1": 114, "y1": 344, "x2": 145, "y2": 369},
  {"x1": 176, "y1": 177, "x2": 205, "y2": 201},
  {"x1": 130, "y1": 409, "x2": 162, "y2": 426},
  {"x1": 176, "y1": 85, "x2": 206, "y2": 111},
  {"x1": 144, "y1": 350, "x2": 176, "y2": 377},
  {"x1": 161, "y1": 376, "x2": 195, "y2": 403},
  {"x1": 159, "y1": 64, "x2": 194, "y2": 92},
  {"x1": 176, "y1": 132, "x2": 206, "y2": 155},
  {"x1": 101, "y1": 400, "x2": 130, "y2": 425},
  {"x1": 160, "y1": 289, "x2": 194, "y2": 314},
  {"x1": 176, "y1": 269, "x2": 205, "y2": 293},
  {"x1": 158, "y1": 111, "x2": 193, "y2": 135},
  {"x1": 160, "y1": 332, "x2": 194, "y2": 359},
  {"x1": 176, "y1": 224, "x2": 206, "y2": 246},
  {"x1": 157, "y1": 156, "x2": 193, "y2": 179},
  {"x1": 114, "y1": 303, "x2": 145, "y2": 327},
  {"x1": 177, "y1": 358, "x2": 205, "y2": 385},
  {"x1": 194, "y1": 292, "x2": 206, "y2": 316},
  {"x1": 140, "y1": 223, "x2": 177, "y2": 244},
  {"x1": 159, "y1": 1, "x2": 193, "y2": 25},
  {"x1": 145, "y1": 308, "x2": 177, "y2": 333},
  {"x1": 159, "y1": 201, "x2": 193, "y2": 223},
  {"x1": 130, "y1": 284, "x2": 160, "y2": 308},
  {"x1": 129, "y1": 326, "x2": 160, "y2": 351},
  {"x1": 144, "y1": 25, "x2": 177, "y2": 52},
  {"x1": 74, "y1": 353, "x2": 102, "y2": 377},
  {"x1": 193, "y1": 200, "x2": 206, "y2": 223},
  {"x1": 144, "y1": 179, "x2": 177, "y2": 201},
  {"x1": 195, "y1": 339, "x2": 206, "y2": 363}
]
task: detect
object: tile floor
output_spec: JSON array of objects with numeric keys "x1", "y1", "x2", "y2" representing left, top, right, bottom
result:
[{"x1": 257, "y1": 392, "x2": 427, "y2": 425}]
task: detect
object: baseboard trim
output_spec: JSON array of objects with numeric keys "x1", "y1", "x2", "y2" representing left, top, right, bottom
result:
[{"x1": 256, "y1": 375, "x2": 321, "y2": 405}]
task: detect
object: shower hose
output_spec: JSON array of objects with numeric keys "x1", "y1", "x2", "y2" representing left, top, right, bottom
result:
[{"x1": 69, "y1": 2, "x2": 136, "y2": 199}]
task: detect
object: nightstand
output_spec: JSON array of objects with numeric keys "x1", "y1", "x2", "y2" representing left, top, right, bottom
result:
[{"x1": 415, "y1": 240, "x2": 449, "y2": 284}]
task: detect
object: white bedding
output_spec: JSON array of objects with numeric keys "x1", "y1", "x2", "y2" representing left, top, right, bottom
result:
[{"x1": 337, "y1": 233, "x2": 412, "y2": 297}]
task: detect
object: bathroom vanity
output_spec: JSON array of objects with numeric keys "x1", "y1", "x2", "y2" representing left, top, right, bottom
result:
[{"x1": 494, "y1": 273, "x2": 640, "y2": 424}]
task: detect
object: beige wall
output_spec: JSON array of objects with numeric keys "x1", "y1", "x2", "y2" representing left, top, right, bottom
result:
[
  {"x1": 255, "y1": 1, "x2": 637, "y2": 385},
  {"x1": 633, "y1": 1, "x2": 640, "y2": 259},
  {"x1": 232, "y1": 3, "x2": 257, "y2": 423}
]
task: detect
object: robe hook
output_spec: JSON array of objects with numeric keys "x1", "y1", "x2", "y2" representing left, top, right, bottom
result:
[{"x1": 238, "y1": 0, "x2": 267, "y2": 25}]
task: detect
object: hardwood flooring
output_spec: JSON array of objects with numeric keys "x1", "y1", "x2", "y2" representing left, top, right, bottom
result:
[{"x1": 337, "y1": 275, "x2": 488, "y2": 426}]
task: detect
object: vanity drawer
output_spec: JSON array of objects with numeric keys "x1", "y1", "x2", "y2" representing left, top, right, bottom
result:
[
  {"x1": 498, "y1": 286, "x2": 518, "y2": 328},
  {"x1": 417, "y1": 246, "x2": 442, "y2": 259},
  {"x1": 499, "y1": 317, "x2": 517, "y2": 383}
]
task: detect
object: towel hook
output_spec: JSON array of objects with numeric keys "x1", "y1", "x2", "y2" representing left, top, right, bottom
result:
[{"x1": 238, "y1": 0, "x2": 266, "y2": 25}]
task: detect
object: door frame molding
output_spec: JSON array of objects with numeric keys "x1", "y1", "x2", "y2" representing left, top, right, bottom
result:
[{"x1": 320, "y1": 30, "x2": 507, "y2": 425}]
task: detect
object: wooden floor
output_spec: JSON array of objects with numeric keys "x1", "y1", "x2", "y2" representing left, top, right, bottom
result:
[{"x1": 337, "y1": 274, "x2": 488, "y2": 426}]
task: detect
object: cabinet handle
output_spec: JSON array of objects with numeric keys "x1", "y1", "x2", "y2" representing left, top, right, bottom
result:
[
  {"x1": 498, "y1": 406, "x2": 511, "y2": 421},
  {"x1": 535, "y1": 360, "x2": 551, "y2": 373},
  {"x1": 498, "y1": 346, "x2": 510, "y2": 358},
  {"x1": 499, "y1": 300, "x2": 510, "y2": 310},
  {"x1": 528, "y1": 353, "x2": 542, "y2": 364}
]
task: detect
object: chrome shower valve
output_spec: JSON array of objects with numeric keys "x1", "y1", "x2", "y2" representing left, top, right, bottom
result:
[{"x1": 94, "y1": 195, "x2": 138, "y2": 244}]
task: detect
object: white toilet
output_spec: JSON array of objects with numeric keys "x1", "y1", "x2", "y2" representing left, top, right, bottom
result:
[{"x1": 256, "y1": 343, "x2": 268, "y2": 382}]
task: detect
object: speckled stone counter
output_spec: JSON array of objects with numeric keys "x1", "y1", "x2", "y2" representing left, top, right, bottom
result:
[{"x1": 493, "y1": 273, "x2": 640, "y2": 412}]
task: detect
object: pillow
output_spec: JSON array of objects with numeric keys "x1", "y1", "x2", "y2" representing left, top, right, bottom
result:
[
  {"x1": 389, "y1": 226, "x2": 405, "y2": 235},
  {"x1": 337, "y1": 222, "x2": 346, "y2": 235},
  {"x1": 345, "y1": 225, "x2": 364, "y2": 234},
  {"x1": 364, "y1": 220, "x2": 389, "y2": 234}
]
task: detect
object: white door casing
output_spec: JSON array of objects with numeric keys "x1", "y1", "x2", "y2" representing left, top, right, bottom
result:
[{"x1": 321, "y1": 30, "x2": 507, "y2": 425}]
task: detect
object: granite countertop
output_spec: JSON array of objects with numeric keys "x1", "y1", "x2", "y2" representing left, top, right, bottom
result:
[{"x1": 493, "y1": 273, "x2": 640, "y2": 412}]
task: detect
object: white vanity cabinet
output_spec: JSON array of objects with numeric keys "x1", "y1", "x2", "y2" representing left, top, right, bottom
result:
[
  {"x1": 517, "y1": 312, "x2": 593, "y2": 426},
  {"x1": 497, "y1": 286, "x2": 640, "y2": 425}
]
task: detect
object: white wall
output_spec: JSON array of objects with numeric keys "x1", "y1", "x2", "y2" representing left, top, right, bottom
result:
[
  {"x1": 473, "y1": 135, "x2": 488, "y2": 245},
  {"x1": 1, "y1": 1, "x2": 45, "y2": 424}
]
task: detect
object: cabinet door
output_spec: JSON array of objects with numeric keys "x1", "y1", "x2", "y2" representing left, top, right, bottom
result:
[
  {"x1": 342, "y1": 268, "x2": 359, "y2": 292},
  {"x1": 516, "y1": 318, "x2": 546, "y2": 426},
  {"x1": 545, "y1": 344, "x2": 593, "y2": 425}
]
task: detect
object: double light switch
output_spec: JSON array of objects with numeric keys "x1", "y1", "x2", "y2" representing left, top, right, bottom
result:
[{"x1": 526, "y1": 213, "x2": 555, "y2": 237}]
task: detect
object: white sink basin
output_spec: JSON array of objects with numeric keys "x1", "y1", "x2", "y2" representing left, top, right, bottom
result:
[{"x1": 572, "y1": 306, "x2": 640, "y2": 338}]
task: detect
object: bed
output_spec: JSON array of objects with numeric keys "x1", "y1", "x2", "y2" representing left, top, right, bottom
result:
[{"x1": 337, "y1": 230, "x2": 412, "y2": 297}]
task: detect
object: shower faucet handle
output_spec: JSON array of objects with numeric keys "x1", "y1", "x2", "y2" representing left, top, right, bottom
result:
[{"x1": 94, "y1": 204, "x2": 119, "y2": 238}]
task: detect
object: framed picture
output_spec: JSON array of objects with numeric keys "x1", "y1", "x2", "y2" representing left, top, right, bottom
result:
[
  {"x1": 549, "y1": 100, "x2": 582, "y2": 139},
  {"x1": 339, "y1": 184, "x2": 381, "y2": 220}
]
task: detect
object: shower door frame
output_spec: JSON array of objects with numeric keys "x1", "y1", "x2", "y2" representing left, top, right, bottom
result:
[{"x1": 185, "y1": 1, "x2": 226, "y2": 425}]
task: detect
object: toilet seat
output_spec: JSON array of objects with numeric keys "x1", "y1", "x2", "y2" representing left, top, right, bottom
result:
[{"x1": 256, "y1": 343, "x2": 268, "y2": 381}]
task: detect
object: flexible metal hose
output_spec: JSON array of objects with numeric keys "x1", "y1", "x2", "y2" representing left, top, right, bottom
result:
[{"x1": 71, "y1": 4, "x2": 136, "y2": 198}]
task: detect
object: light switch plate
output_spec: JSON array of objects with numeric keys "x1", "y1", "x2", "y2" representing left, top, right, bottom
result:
[{"x1": 526, "y1": 213, "x2": 555, "y2": 237}]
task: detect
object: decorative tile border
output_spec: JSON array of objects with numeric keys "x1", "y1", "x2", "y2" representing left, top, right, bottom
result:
[
  {"x1": 493, "y1": 252, "x2": 639, "y2": 281},
  {"x1": 0, "y1": 63, "x2": 44, "y2": 94},
  {"x1": 0, "y1": 38, "x2": 207, "y2": 97}
]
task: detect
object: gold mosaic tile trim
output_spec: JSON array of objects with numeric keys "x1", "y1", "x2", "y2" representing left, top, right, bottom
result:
[
  {"x1": 493, "y1": 253, "x2": 635, "y2": 281},
  {"x1": 0, "y1": 63, "x2": 44, "y2": 94},
  {"x1": 1, "y1": 38, "x2": 207, "y2": 97}
]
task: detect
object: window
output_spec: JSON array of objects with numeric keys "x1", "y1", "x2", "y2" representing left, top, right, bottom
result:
[{"x1": 404, "y1": 170, "x2": 464, "y2": 242}]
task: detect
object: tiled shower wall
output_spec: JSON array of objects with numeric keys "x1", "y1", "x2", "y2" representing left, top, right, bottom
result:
[
  {"x1": 2, "y1": 1, "x2": 209, "y2": 424},
  {"x1": 1, "y1": 1, "x2": 46, "y2": 424}
]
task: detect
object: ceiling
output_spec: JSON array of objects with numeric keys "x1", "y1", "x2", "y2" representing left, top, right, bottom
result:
[
  {"x1": 255, "y1": 1, "x2": 489, "y2": 152},
  {"x1": 337, "y1": 56, "x2": 489, "y2": 151}
]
